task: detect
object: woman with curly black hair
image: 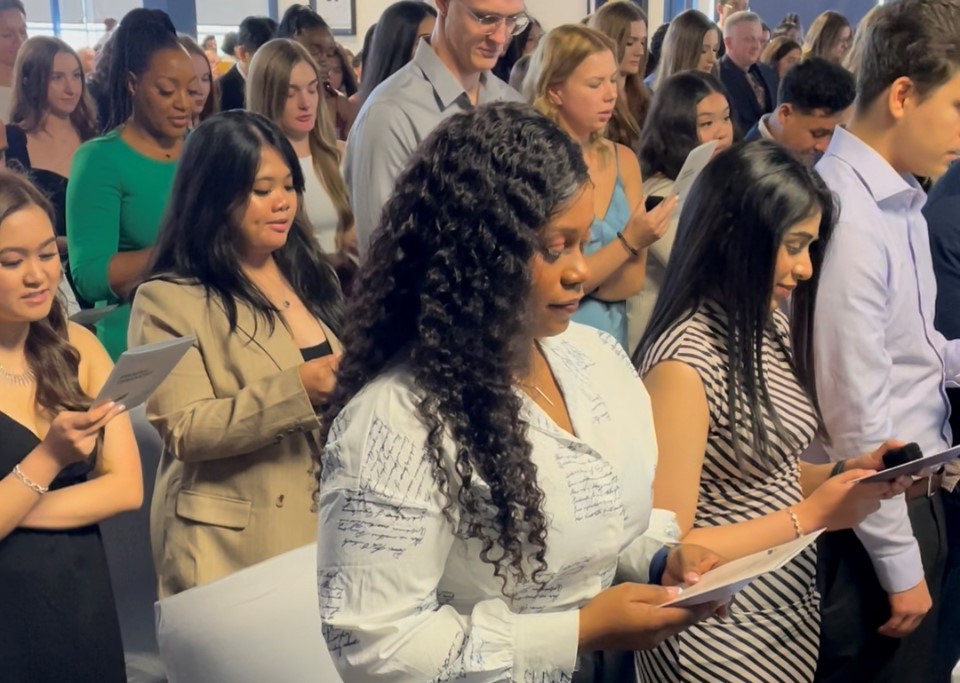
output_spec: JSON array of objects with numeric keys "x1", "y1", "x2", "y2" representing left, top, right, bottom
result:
[{"x1": 314, "y1": 102, "x2": 721, "y2": 683}]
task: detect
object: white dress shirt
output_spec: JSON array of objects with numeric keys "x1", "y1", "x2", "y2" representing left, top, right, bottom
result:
[
  {"x1": 815, "y1": 127, "x2": 960, "y2": 593},
  {"x1": 316, "y1": 323, "x2": 678, "y2": 682}
]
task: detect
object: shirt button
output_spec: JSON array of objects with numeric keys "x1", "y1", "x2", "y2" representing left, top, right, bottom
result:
[{"x1": 276, "y1": 495, "x2": 285, "y2": 508}]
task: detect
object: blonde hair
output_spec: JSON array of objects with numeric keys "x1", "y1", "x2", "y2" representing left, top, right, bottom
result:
[
  {"x1": 588, "y1": 1, "x2": 650, "y2": 148},
  {"x1": 246, "y1": 38, "x2": 353, "y2": 238},
  {"x1": 525, "y1": 24, "x2": 619, "y2": 152}
]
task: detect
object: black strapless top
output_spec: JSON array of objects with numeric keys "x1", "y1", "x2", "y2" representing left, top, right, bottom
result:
[
  {"x1": 0, "y1": 411, "x2": 126, "y2": 681},
  {"x1": 300, "y1": 340, "x2": 333, "y2": 361}
]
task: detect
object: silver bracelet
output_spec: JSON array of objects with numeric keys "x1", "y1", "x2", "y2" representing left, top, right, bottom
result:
[{"x1": 13, "y1": 464, "x2": 48, "y2": 495}]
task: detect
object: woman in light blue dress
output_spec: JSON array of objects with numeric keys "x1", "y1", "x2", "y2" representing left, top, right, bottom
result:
[{"x1": 526, "y1": 24, "x2": 674, "y2": 351}]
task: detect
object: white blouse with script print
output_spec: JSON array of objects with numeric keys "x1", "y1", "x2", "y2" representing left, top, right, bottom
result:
[{"x1": 317, "y1": 323, "x2": 679, "y2": 682}]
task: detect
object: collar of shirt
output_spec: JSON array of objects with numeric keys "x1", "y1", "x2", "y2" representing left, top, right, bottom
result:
[
  {"x1": 758, "y1": 114, "x2": 775, "y2": 141},
  {"x1": 824, "y1": 126, "x2": 925, "y2": 212},
  {"x1": 412, "y1": 39, "x2": 493, "y2": 109}
]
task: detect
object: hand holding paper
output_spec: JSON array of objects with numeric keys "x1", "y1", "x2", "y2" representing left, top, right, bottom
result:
[
  {"x1": 856, "y1": 445, "x2": 960, "y2": 483},
  {"x1": 93, "y1": 336, "x2": 195, "y2": 410},
  {"x1": 662, "y1": 543, "x2": 726, "y2": 587},
  {"x1": 661, "y1": 531, "x2": 822, "y2": 608},
  {"x1": 578, "y1": 582, "x2": 720, "y2": 653}
]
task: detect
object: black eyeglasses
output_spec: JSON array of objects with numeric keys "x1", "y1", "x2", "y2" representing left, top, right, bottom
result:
[{"x1": 455, "y1": 0, "x2": 531, "y2": 37}]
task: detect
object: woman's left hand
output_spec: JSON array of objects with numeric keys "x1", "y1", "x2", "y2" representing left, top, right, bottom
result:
[
  {"x1": 663, "y1": 544, "x2": 725, "y2": 587},
  {"x1": 840, "y1": 439, "x2": 913, "y2": 499}
]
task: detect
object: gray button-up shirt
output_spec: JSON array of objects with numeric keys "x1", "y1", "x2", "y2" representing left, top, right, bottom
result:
[{"x1": 345, "y1": 40, "x2": 523, "y2": 254}]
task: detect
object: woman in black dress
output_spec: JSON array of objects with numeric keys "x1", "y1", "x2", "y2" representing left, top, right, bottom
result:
[
  {"x1": 0, "y1": 169, "x2": 142, "y2": 682},
  {"x1": 4, "y1": 36, "x2": 99, "y2": 308}
]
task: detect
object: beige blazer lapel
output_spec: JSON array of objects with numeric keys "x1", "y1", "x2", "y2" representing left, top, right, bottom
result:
[
  {"x1": 230, "y1": 301, "x2": 343, "y2": 369},
  {"x1": 232, "y1": 304, "x2": 302, "y2": 372}
]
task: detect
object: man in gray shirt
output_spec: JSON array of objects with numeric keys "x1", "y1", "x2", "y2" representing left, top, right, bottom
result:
[{"x1": 346, "y1": 0, "x2": 527, "y2": 254}]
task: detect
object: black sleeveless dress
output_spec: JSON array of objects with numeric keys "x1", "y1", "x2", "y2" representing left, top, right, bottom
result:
[{"x1": 0, "y1": 412, "x2": 126, "y2": 682}]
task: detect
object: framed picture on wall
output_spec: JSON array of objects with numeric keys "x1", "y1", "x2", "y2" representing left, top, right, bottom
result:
[{"x1": 315, "y1": 0, "x2": 356, "y2": 35}]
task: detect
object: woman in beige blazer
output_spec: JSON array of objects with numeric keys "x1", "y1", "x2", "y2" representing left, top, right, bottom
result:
[{"x1": 128, "y1": 111, "x2": 344, "y2": 598}]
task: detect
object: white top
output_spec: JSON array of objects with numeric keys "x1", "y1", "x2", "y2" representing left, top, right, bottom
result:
[
  {"x1": 627, "y1": 174, "x2": 678, "y2": 351},
  {"x1": 0, "y1": 85, "x2": 12, "y2": 121},
  {"x1": 156, "y1": 544, "x2": 343, "y2": 683},
  {"x1": 317, "y1": 323, "x2": 679, "y2": 682},
  {"x1": 299, "y1": 155, "x2": 339, "y2": 253}
]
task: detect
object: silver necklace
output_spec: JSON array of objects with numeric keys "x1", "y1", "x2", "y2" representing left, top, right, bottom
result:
[
  {"x1": 0, "y1": 365, "x2": 34, "y2": 386},
  {"x1": 529, "y1": 384, "x2": 556, "y2": 407}
]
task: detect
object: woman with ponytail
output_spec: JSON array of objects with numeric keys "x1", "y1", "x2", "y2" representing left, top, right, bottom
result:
[
  {"x1": 66, "y1": 8, "x2": 196, "y2": 359},
  {"x1": 0, "y1": 169, "x2": 142, "y2": 682}
]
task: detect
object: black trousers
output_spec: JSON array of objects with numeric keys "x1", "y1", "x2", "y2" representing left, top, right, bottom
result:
[{"x1": 814, "y1": 493, "x2": 948, "y2": 683}]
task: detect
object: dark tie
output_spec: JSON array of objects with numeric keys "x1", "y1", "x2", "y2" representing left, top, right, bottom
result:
[{"x1": 747, "y1": 69, "x2": 767, "y2": 110}]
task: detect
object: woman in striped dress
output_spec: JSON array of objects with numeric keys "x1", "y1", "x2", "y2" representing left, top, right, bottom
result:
[{"x1": 633, "y1": 141, "x2": 910, "y2": 682}]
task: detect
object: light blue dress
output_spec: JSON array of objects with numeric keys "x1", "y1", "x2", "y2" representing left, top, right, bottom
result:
[{"x1": 573, "y1": 149, "x2": 632, "y2": 350}]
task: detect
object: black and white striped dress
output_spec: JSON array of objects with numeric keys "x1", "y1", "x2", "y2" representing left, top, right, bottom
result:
[{"x1": 637, "y1": 301, "x2": 821, "y2": 683}]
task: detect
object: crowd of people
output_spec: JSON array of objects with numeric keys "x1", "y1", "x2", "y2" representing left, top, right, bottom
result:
[{"x1": 1, "y1": 0, "x2": 960, "y2": 681}]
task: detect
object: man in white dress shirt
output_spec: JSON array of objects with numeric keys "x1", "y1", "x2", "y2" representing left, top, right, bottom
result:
[{"x1": 812, "y1": 2, "x2": 960, "y2": 680}]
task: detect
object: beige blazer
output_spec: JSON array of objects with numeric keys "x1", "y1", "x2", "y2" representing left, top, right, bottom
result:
[{"x1": 128, "y1": 279, "x2": 342, "y2": 598}]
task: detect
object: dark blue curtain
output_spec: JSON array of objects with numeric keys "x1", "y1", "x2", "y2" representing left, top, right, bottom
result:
[{"x1": 748, "y1": 0, "x2": 877, "y2": 28}]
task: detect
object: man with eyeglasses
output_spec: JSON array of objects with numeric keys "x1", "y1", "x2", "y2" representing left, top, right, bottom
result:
[{"x1": 345, "y1": 0, "x2": 526, "y2": 255}]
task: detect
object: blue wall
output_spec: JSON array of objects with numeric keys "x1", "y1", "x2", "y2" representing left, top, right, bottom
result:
[{"x1": 748, "y1": 0, "x2": 876, "y2": 28}]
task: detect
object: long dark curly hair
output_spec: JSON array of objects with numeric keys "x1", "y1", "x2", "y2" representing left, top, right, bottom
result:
[{"x1": 315, "y1": 102, "x2": 589, "y2": 593}]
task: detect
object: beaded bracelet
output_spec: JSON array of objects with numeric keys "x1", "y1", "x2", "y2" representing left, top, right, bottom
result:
[
  {"x1": 13, "y1": 464, "x2": 48, "y2": 495},
  {"x1": 787, "y1": 507, "x2": 804, "y2": 539}
]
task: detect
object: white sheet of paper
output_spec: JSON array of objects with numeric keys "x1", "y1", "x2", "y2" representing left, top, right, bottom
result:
[
  {"x1": 856, "y1": 445, "x2": 960, "y2": 483},
  {"x1": 70, "y1": 304, "x2": 118, "y2": 326},
  {"x1": 660, "y1": 531, "x2": 823, "y2": 608},
  {"x1": 672, "y1": 140, "x2": 719, "y2": 205},
  {"x1": 93, "y1": 336, "x2": 195, "y2": 409}
]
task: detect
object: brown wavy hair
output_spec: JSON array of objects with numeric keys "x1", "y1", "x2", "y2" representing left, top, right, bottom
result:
[
  {"x1": 9, "y1": 36, "x2": 98, "y2": 141},
  {"x1": 178, "y1": 34, "x2": 220, "y2": 123},
  {"x1": 588, "y1": 2, "x2": 651, "y2": 148},
  {"x1": 0, "y1": 169, "x2": 90, "y2": 416},
  {"x1": 803, "y1": 10, "x2": 851, "y2": 63},
  {"x1": 247, "y1": 39, "x2": 354, "y2": 241}
]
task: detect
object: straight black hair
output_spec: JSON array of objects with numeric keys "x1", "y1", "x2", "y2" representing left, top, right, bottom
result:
[
  {"x1": 238, "y1": 16, "x2": 278, "y2": 53},
  {"x1": 102, "y1": 8, "x2": 181, "y2": 132},
  {"x1": 141, "y1": 110, "x2": 343, "y2": 337},
  {"x1": 639, "y1": 71, "x2": 729, "y2": 180},
  {"x1": 277, "y1": 4, "x2": 328, "y2": 39},
  {"x1": 360, "y1": 1, "x2": 437, "y2": 101},
  {"x1": 635, "y1": 141, "x2": 836, "y2": 464},
  {"x1": 493, "y1": 17, "x2": 540, "y2": 83}
]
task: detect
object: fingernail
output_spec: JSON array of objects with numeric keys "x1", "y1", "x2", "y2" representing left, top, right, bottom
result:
[{"x1": 665, "y1": 586, "x2": 680, "y2": 596}]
